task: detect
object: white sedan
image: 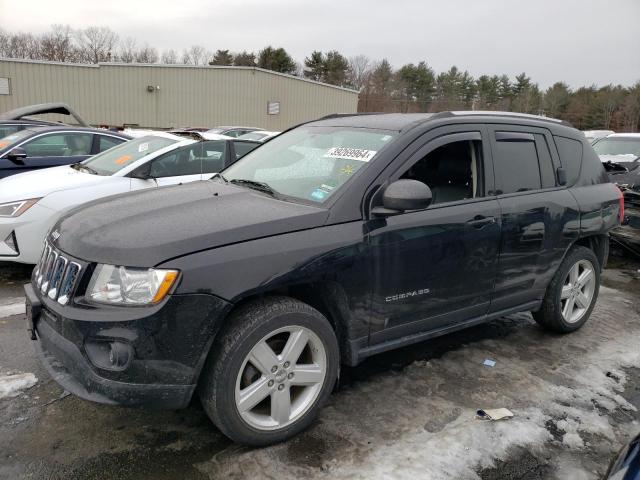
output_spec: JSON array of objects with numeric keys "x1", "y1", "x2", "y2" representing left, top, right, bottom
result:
[{"x1": 0, "y1": 132, "x2": 260, "y2": 263}]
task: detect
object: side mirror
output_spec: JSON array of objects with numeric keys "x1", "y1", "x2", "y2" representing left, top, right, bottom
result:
[
  {"x1": 372, "y1": 179, "x2": 433, "y2": 217},
  {"x1": 5, "y1": 147, "x2": 27, "y2": 163},
  {"x1": 129, "y1": 163, "x2": 153, "y2": 180},
  {"x1": 557, "y1": 167, "x2": 567, "y2": 186}
]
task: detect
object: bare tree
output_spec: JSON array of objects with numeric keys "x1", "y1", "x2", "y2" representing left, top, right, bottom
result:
[
  {"x1": 160, "y1": 49, "x2": 178, "y2": 64},
  {"x1": 347, "y1": 54, "x2": 372, "y2": 90},
  {"x1": 5, "y1": 32, "x2": 41, "y2": 59},
  {"x1": 76, "y1": 26, "x2": 118, "y2": 63},
  {"x1": 135, "y1": 44, "x2": 158, "y2": 64},
  {"x1": 181, "y1": 45, "x2": 206, "y2": 65},
  {"x1": 0, "y1": 29, "x2": 9, "y2": 57},
  {"x1": 40, "y1": 25, "x2": 76, "y2": 62},
  {"x1": 118, "y1": 37, "x2": 137, "y2": 63}
]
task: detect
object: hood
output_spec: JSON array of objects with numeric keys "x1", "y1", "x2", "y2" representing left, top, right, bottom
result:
[
  {"x1": 53, "y1": 181, "x2": 329, "y2": 266},
  {"x1": 0, "y1": 165, "x2": 106, "y2": 203}
]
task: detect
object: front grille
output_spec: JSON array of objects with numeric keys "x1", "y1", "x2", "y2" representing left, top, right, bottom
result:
[{"x1": 34, "y1": 243, "x2": 83, "y2": 306}]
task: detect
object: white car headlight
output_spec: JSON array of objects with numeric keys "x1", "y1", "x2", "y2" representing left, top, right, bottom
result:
[
  {"x1": 86, "y1": 264, "x2": 179, "y2": 305},
  {"x1": 0, "y1": 198, "x2": 41, "y2": 217}
]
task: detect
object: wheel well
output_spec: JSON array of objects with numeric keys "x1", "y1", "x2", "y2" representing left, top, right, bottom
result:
[
  {"x1": 226, "y1": 283, "x2": 353, "y2": 365},
  {"x1": 573, "y1": 234, "x2": 609, "y2": 271}
]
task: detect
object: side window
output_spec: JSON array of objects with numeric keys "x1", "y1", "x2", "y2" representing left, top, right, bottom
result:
[
  {"x1": 233, "y1": 141, "x2": 259, "y2": 160},
  {"x1": 200, "y1": 140, "x2": 228, "y2": 174},
  {"x1": 400, "y1": 139, "x2": 483, "y2": 205},
  {"x1": 149, "y1": 144, "x2": 202, "y2": 178},
  {"x1": 493, "y1": 132, "x2": 541, "y2": 194},
  {"x1": 98, "y1": 135, "x2": 125, "y2": 153},
  {"x1": 0, "y1": 125, "x2": 21, "y2": 139},
  {"x1": 553, "y1": 136, "x2": 583, "y2": 186},
  {"x1": 22, "y1": 133, "x2": 92, "y2": 157}
]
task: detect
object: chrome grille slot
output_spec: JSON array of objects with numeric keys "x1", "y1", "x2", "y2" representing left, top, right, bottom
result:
[
  {"x1": 36, "y1": 244, "x2": 51, "y2": 288},
  {"x1": 35, "y1": 242, "x2": 83, "y2": 305},
  {"x1": 47, "y1": 256, "x2": 68, "y2": 300},
  {"x1": 40, "y1": 250, "x2": 58, "y2": 293},
  {"x1": 57, "y1": 262, "x2": 81, "y2": 305}
]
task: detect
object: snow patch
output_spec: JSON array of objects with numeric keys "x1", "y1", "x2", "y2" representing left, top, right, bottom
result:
[{"x1": 0, "y1": 373, "x2": 38, "y2": 399}]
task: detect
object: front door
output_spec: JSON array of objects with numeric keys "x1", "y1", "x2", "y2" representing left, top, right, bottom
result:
[
  {"x1": 366, "y1": 127, "x2": 502, "y2": 344},
  {"x1": 3, "y1": 132, "x2": 93, "y2": 176}
]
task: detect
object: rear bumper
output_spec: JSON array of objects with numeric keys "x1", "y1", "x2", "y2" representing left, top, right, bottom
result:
[{"x1": 26, "y1": 283, "x2": 231, "y2": 409}]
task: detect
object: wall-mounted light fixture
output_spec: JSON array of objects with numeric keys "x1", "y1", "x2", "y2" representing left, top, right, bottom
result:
[{"x1": 146, "y1": 85, "x2": 160, "y2": 93}]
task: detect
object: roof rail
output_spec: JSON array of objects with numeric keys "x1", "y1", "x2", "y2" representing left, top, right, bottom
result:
[
  {"x1": 449, "y1": 111, "x2": 573, "y2": 127},
  {"x1": 317, "y1": 112, "x2": 384, "y2": 121}
]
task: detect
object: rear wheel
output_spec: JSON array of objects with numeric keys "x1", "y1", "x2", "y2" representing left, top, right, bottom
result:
[
  {"x1": 533, "y1": 246, "x2": 600, "y2": 333},
  {"x1": 199, "y1": 297, "x2": 339, "y2": 446}
]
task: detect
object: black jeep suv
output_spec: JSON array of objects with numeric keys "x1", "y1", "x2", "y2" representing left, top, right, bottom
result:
[{"x1": 25, "y1": 112, "x2": 622, "y2": 446}]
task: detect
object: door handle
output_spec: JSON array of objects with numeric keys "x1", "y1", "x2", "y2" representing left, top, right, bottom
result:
[{"x1": 466, "y1": 215, "x2": 496, "y2": 228}]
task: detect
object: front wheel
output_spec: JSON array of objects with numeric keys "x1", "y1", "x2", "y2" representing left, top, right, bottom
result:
[
  {"x1": 533, "y1": 246, "x2": 600, "y2": 333},
  {"x1": 199, "y1": 297, "x2": 339, "y2": 446}
]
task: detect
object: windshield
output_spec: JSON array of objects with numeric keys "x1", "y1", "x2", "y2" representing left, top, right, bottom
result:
[
  {"x1": 593, "y1": 138, "x2": 640, "y2": 157},
  {"x1": 221, "y1": 126, "x2": 397, "y2": 203},
  {"x1": 83, "y1": 136, "x2": 178, "y2": 175},
  {"x1": 0, "y1": 128, "x2": 37, "y2": 149},
  {"x1": 206, "y1": 128, "x2": 224, "y2": 134}
]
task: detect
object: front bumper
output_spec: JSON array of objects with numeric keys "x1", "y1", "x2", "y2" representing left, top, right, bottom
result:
[{"x1": 26, "y1": 282, "x2": 231, "y2": 409}]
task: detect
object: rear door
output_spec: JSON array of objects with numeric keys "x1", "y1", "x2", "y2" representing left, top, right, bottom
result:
[
  {"x1": 366, "y1": 125, "x2": 502, "y2": 343},
  {"x1": 11, "y1": 132, "x2": 93, "y2": 174},
  {"x1": 488, "y1": 125, "x2": 580, "y2": 313}
]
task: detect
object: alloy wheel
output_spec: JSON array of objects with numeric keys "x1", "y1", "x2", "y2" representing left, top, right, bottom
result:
[
  {"x1": 560, "y1": 259, "x2": 596, "y2": 324},
  {"x1": 234, "y1": 326, "x2": 327, "y2": 430}
]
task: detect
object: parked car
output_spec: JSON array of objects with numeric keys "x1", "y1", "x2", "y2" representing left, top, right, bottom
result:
[
  {"x1": 594, "y1": 133, "x2": 640, "y2": 187},
  {"x1": 25, "y1": 111, "x2": 621, "y2": 446},
  {"x1": 604, "y1": 432, "x2": 640, "y2": 480},
  {"x1": 0, "y1": 133, "x2": 259, "y2": 263},
  {"x1": 237, "y1": 130, "x2": 281, "y2": 142},
  {"x1": 0, "y1": 126, "x2": 130, "y2": 179},
  {"x1": 205, "y1": 126, "x2": 264, "y2": 138},
  {"x1": 0, "y1": 102, "x2": 89, "y2": 139},
  {"x1": 583, "y1": 129, "x2": 615, "y2": 144}
]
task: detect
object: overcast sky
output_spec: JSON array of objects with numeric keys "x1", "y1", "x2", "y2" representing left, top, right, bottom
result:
[{"x1": 0, "y1": 0, "x2": 638, "y2": 89}]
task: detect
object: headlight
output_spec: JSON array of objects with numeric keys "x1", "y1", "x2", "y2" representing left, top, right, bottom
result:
[
  {"x1": 86, "y1": 265, "x2": 179, "y2": 305},
  {"x1": 0, "y1": 198, "x2": 41, "y2": 217}
]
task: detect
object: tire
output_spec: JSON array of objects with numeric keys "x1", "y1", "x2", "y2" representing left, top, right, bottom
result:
[
  {"x1": 533, "y1": 246, "x2": 600, "y2": 333},
  {"x1": 198, "y1": 296, "x2": 339, "y2": 446}
]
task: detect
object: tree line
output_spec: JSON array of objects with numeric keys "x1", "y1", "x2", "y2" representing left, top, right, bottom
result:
[{"x1": 1, "y1": 25, "x2": 638, "y2": 131}]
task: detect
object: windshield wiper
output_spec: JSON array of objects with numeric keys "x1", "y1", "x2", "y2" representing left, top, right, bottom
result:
[
  {"x1": 71, "y1": 162, "x2": 99, "y2": 175},
  {"x1": 229, "y1": 178, "x2": 279, "y2": 197}
]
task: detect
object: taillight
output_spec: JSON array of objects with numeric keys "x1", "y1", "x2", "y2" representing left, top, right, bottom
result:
[{"x1": 618, "y1": 187, "x2": 624, "y2": 224}]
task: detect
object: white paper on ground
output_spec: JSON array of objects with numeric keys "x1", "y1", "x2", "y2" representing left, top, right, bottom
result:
[{"x1": 476, "y1": 408, "x2": 514, "y2": 421}]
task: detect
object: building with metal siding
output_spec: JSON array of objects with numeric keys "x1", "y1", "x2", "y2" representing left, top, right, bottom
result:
[{"x1": 0, "y1": 58, "x2": 359, "y2": 130}]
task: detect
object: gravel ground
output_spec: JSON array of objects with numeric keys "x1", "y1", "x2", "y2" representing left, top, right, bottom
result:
[{"x1": 0, "y1": 255, "x2": 638, "y2": 480}]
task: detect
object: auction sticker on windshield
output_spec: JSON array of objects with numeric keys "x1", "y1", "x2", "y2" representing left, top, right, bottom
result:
[{"x1": 324, "y1": 147, "x2": 377, "y2": 162}]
